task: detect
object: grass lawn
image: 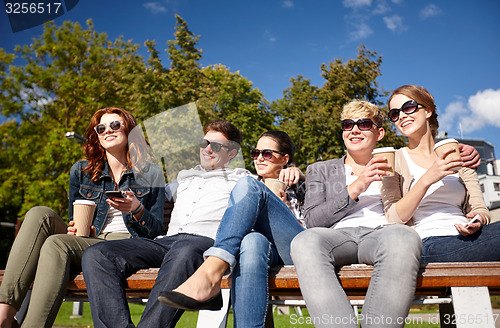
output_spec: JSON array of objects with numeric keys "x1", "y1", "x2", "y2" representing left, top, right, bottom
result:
[{"x1": 54, "y1": 302, "x2": 442, "y2": 327}]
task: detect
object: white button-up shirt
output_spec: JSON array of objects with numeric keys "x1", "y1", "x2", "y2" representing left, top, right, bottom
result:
[{"x1": 163, "y1": 165, "x2": 251, "y2": 240}]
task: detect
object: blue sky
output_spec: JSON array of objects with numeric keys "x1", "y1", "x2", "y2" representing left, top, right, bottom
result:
[{"x1": 1, "y1": 0, "x2": 499, "y2": 157}]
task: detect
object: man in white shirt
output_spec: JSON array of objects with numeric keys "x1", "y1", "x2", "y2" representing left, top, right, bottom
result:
[{"x1": 82, "y1": 120, "x2": 251, "y2": 328}]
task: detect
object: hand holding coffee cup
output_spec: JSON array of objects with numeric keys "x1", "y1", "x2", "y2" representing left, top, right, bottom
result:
[
  {"x1": 371, "y1": 147, "x2": 396, "y2": 176},
  {"x1": 433, "y1": 139, "x2": 462, "y2": 172},
  {"x1": 73, "y1": 200, "x2": 96, "y2": 237},
  {"x1": 265, "y1": 178, "x2": 287, "y2": 198}
]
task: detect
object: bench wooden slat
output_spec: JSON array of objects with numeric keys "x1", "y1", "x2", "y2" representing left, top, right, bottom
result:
[
  {"x1": 222, "y1": 262, "x2": 500, "y2": 293},
  {"x1": 3, "y1": 262, "x2": 500, "y2": 300}
]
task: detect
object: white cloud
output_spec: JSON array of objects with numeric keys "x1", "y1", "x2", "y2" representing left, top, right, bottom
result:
[
  {"x1": 383, "y1": 14, "x2": 406, "y2": 32},
  {"x1": 441, "y1": 89, "x2": 500, "y2": 134},
  {"x1": 343, "y1": 0, "x2": 372, "y2": 9},
  {"x1": 373, "y1": 0, "x2": 390, "y2": 15},
  {"x1": 264, "y1": 30, "x2": 277, "y2": 43},
  {"x1": 420, "y1": 4, "x2": 442, "y2": 19},
  {"x1": 440, "y1": 98, "x2": 469, "y2": 133},
  {"x1": 463, "y1": 89, "x2": 500, "y2": 130},
  {"x1": 282, "y1": 0, "x2": 294, "y2": 8},
  {"x1": 143, "y1": 2, "x2": 167, "y2": 14},
  {"x1": 349, "y1": 22, "x2": 373, "y2": 41}
]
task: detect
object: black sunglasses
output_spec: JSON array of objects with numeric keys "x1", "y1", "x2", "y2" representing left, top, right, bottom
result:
[
  {"x1": 388, "y1": 100, "x2": 425, "y2": 122},
  {"x1": 341, "y1": 118, "x2": 380, "y2": 131},
  {"x1": 94, "y1": 120, "x2": 124, "y2": 135},
  {"x1": 250, "y1": 149, "x2": 285, "y2": 160},
  {"x1": 199, "y1": 138, "x2": 230, "y2": 152}
]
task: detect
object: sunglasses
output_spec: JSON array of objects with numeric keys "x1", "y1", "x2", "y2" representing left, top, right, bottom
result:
[
  {"x1": 250, "y1": 149, "x2": 285, "y2": 160},
  {"x1": 94, "y1": 120, "x2": 124, "y2": 135},
  {"x1": 388, "y1": 100, "x2": 424, "y2": 122},
  {"x1": 341, "y1": 118, "x2": 380, "y2": 131},
  {"x1": 199, "y1": 138, "x2": 230, "y2": 152}
]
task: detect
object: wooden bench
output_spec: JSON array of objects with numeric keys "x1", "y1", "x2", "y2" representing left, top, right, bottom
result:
[
  {"x1": 1, "y1": 262, "x2": 498, "y2": 299},
  {"x1": 2, "y1": 201, "x2": 500, "y2": 327},
  {"x1": 74, "y1": 261, "x2": 500, "y2": 328},
  {"x1": 1, "y1": 262, "x2": 500, "y2": 327},
  {"x1": 247, "y1": 263, "x2": 500, "y2": 328},
  {"x1": 90, "y1": 262, "x2": 500, "y2": 328}
]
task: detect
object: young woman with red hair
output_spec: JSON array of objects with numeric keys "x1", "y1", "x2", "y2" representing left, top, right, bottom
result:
[{"x1": 0, "y1": 107, "x2": 165, "y2": 328}]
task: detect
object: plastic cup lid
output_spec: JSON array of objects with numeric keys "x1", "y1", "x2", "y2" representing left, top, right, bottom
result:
[
  {"x1": 433, "y1": 138, "x2": 458, "y2": 150},
  {"x1": 372, "y1": 147, "x2": 395, "y2": 154},
  {"x1": 266, "y1": 178, "x2": 285, "y2": 183},
  {"x1": 73, "y1": 200, "x2": 96, "y2": 206}
]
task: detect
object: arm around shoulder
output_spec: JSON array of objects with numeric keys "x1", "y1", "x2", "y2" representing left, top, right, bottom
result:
[{"x1": 459, "y1": 167, "x2": 490, "y2": 224}]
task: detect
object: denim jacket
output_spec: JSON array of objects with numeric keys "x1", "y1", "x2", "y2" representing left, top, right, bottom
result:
[{"x1": 68, "y1": 160, "x2": 165, "y2": 238}]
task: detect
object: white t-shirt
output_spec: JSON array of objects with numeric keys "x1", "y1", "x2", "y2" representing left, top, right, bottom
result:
[
  {"x1": 101, "y1": 206, "x2": 129, "y2": 233},
  {"x1": 334, "y1": 164, "x2": 388, "y2": 229},
  {"x1": 402, "y1": 148, "x2": 467, "y2": 239},
  {"x1": 163, "y1": 166, "x2": 251, "y2": 240}
]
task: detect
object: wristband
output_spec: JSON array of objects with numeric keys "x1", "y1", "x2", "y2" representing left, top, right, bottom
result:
[{"x1": 131, "y1": 203, "x2": 143, "y2": 215}]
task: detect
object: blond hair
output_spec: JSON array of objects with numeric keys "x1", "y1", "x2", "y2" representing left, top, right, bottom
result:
[{"x1": 341, "y1": 100, "x2": 383, "y2": 126}]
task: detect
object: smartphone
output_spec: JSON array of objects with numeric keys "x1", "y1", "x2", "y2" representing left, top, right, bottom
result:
[
  {"x1": 465, "y1": 214, "x2": 481, "y2": 228},
  {"x1": 105, "y1": 191, "x2": 125, "y2": 198}
]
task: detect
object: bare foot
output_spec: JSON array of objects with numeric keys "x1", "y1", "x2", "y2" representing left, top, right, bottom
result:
[{"x1": 173, "y1": 257, "x2": 229, "y2": 302}]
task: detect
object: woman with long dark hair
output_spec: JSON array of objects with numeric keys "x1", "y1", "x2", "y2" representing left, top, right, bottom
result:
[{"x1": 0, "y1": 107, "x2": 164, "y2": 328}]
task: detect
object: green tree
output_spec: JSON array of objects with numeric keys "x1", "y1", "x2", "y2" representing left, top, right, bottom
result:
[
  {"x1": 137, "y1": 15, "x2": 273, "y2": 173},
  {"x1": 165, "y1": 14, "x2": 203, "y2": 108},
  {"x1": 0, "y1": 16, "x2": 406, "y2": 269},
  {"x1": 0, "y1": 20, "x2": 151, "y2": 222},
  {"x1": 273, "y1": 45, "x2": 405, "y2": 168},
  {"x1": 198, "y1": 64, "x2": 274, "y2": 170},
  {"x1": 0, "y1": 16, "x2": 272, "y2": 226},
  {"x1": 0, "y1": 17, "x2": 272, "y2": 266},
  {"x1": 272, "y1": 75, "x2": 322, "y2": 168}
]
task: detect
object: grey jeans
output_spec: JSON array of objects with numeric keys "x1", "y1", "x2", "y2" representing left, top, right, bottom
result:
[
  {"x1": 291, "y1": 224, "x2": 422, "y2": 328},
  {"x1": 0, "y1": 206, "x2": 131, "y2": 328}
]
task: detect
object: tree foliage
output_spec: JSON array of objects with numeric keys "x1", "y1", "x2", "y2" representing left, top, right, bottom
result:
[
  {"x1": 0, "y1": 15, "x2": 270, "y2": 226},
  {"x1": 0, "y1": 19, "x2": 149, "y2": 220},
  {"x1": 273, "y1": 45, "x2": 405, "y2": 169},
  {"x1": 0, "y1": 16, "x2": 403, "y2": 266}
]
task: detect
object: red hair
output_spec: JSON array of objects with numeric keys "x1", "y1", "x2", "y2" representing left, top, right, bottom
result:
[{"x1": 83, "y1": 107, "x2": 137, "y2": 181}]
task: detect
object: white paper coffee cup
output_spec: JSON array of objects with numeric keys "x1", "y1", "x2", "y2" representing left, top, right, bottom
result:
[
  {"x1": 73, "y1": 200, "x2": 96, "y2": 237},
  {"x1": 372, "y1": 147, "x2": 396, "y2": 176},
  {"x1": 265, "y1": 178, "x2": 286, "y2": 197},
  {"x1": 433, "y1": 139, "x2": 461, "y2": 172}
]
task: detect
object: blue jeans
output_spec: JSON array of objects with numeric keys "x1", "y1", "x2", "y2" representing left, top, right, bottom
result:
[
  {"x1": 231, "y1": 232, "x2": 279, "y2": 328},
  {"x1": 204, "y1": 177, "x2": 305, "y2": 327},
  {"x1": 291, "y1": 225, "x2": 422, "y2": 328},
  {"x1": 82, "y1": 234, "x2": 214, "y2": 328},
  {"x1": 204, "y1": 176, "x2": 305, "y2": 266},
  {"x1": 421, "y1": 221, "x2": 500, "y2": 263}
]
